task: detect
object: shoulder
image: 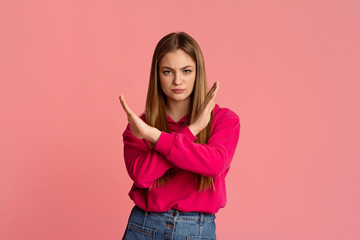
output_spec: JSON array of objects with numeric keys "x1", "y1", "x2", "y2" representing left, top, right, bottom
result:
[
  {"x1": 210, "y1": 104, "x2": 240, "y2": 137},
  {"x1": 213, "y1": 103, "x2": 240, "y2": 123}
]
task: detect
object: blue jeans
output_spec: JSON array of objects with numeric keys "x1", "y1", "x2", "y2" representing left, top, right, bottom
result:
[{"x1": 122, "y1": 205, "x2": 217, "y2": 240}]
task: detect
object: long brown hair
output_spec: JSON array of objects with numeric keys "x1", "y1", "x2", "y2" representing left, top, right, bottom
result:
[{"x1": 145, "y1": 32, "x2": 214, "y2": 192}]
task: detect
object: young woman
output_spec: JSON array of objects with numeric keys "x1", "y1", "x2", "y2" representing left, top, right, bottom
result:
[{"x1": 119, "y1": 32, "x2": 240, "y2": 240}]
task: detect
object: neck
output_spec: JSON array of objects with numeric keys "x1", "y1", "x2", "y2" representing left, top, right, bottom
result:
[{"x1": 165, "y1": 98, "x2": 191, "y2": 120}]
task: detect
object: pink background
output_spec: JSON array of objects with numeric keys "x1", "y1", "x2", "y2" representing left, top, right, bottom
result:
[{"x1": 1, "y1": 0, "x2": 359, "y2": 239}]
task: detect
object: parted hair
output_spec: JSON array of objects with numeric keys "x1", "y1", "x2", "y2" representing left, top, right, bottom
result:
[{"x1": 145, "y1": 31, "x2": 215, "y2": 192}]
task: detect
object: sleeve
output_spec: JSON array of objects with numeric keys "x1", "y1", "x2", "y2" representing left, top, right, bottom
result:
[
  {"x1": 175, "y1": 124, "x2": 198, "y2": 142},
  {"x1": 153, "y1": 111, "x2": 241, "y2": 178},
  {"x1": 122, "y1": 122, "x2": 174, "y2": 189}
]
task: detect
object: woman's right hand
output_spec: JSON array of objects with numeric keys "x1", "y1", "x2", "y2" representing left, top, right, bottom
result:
[
  {"x1": 119, "y1": 95, "x2": 152, "y2": 140},
  {"x1": 189, "y1": 81, "x2": 219, "y2": 136}
]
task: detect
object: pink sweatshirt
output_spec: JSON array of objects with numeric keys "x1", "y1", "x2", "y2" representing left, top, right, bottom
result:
[{"x1": 122, "y1": 103, "x2": 241, "y2": 214}]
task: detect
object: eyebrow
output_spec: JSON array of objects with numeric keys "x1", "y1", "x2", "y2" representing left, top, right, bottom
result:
[{"x1": 160, "y1": 65, "x2": 194, "y2": 70}]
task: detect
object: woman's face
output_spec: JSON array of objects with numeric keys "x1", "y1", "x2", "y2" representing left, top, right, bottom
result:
[{"x1": 158, "y1": 49, "x2": 196, "y2": 104}]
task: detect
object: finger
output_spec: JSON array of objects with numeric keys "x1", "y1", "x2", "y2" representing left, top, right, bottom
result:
[
  {"x1": 202, "y1": 82, "x2": 219, "y2": 109},
  {"x1": 207, "y1": 92, "x2": 217, "y2": 111},
  {"x1": 205, "y1": 81, "x2": 219, "y2": 103},
  {"x1": 119, "y1": 95, "x2": 134, "y2": 116},
  {"x1": 211, "y1": 82, "x2": 219, "y2": 99},
  {"x1": 204, "y1": 84, "x2": 219, "y2": 111},
  {"x1": 206, "y1": 81, "x2": 218, "y2": 96},
  {"x1": 213, "y1": 82, "x2": 219, "y2": 95},
  {"x1": 211, "y1": 99, "x2": 216, "y2": 111},
  {"x1": 212, "y1": 81, "x2": 219, "y2": 92},
  {"x1": 201, "y1": 82, "x2": 217, "y2": 107}
]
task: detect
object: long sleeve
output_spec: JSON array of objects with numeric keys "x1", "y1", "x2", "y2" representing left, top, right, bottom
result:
[
  {"x1": 122, "y1": 122, "x2": 174, "y2": 188},
  {"x1": 122, "y1": 117, "x2": 198, "y2": 189},
  {"x1": 153, "y1": 111, "x2": 240, "y2": 178}
]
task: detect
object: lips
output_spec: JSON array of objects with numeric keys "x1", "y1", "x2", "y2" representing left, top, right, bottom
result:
[{"x1": 171, "y1": 89, "x2": 185, "y2": 93}]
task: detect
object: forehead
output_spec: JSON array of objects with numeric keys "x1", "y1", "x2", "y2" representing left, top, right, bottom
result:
[{"x1": 159, "y1": 49, "x2": 195, "y2": 67}]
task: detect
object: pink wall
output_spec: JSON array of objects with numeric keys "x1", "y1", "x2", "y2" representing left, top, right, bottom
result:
[{"x1": 1, "y1": 0, "x2": 359, "y2": 239}]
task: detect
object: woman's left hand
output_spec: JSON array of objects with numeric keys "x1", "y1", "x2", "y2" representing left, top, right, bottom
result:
[
  {"x1": 119, "y1": 95, "x2": 152, "y2": 140},
  {"x1": 188, "y1": 81, "x2": 219, "y2": 136}
]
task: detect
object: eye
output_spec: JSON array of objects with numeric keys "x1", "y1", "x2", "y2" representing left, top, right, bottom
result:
[
  {"x1": 184, "y1": 69, "x2": 192, "y2": 73},
  {"x1": 163, "y1": 70, "x2": 172, "y2": 75}
]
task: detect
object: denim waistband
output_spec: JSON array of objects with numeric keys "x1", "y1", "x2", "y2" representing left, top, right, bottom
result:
[{"x1": 134, "y1": 205, "x2": 216, "y2": 222}]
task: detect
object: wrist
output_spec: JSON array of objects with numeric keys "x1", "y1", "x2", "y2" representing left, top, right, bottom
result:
[
  {"x1": 146, "y1": 126, "x2": 162, "y2": 144},
  {"x1": 188, "y1": 124, "x2": 200, "y2": 137}
]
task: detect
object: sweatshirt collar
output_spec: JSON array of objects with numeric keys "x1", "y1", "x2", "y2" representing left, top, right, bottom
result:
[
  {"x1": 166, "y1": 104, "x2": 220, "y2": 124},
  {"x1": 166, "y1": 113, "x2": 189, "y2": 123}
]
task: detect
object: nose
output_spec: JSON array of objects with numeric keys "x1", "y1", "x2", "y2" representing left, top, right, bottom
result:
[{"x1": 173, "y1": 71, "x2": 181, "y2": 85}]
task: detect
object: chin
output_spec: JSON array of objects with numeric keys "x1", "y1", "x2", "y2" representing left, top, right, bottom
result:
[
  {"x1": 173, "y1": 96, "x2": 191, "y2": 102},
  {"x1": 170, "y1": 97, "x2": 185, "y2": 101}
]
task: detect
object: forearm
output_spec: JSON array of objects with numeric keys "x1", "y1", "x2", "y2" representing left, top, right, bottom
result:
[
  {"x1": 123, "y1": 123, "x2": 174, "y2": 188},
  {"x1": 146, "y1": 127, "x2": 162, "y2": 144},
  {"x1": 188, "y1": 124, "x2": 200, "y2": 137},
  {"x1": 153, "y1": 115, "x2": 240, "y2": 177},
  {"x1": 147, "y1": 124, "x2": 200, "y2": 145}
]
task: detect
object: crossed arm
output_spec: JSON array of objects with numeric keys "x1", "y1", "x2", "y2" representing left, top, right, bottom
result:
[
  {"x1": 122, "y1": 112, "x2": 240, "y2": 188},
  {"x1": 118, "y1": 81, "x2": 242, "y2": 189}
]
